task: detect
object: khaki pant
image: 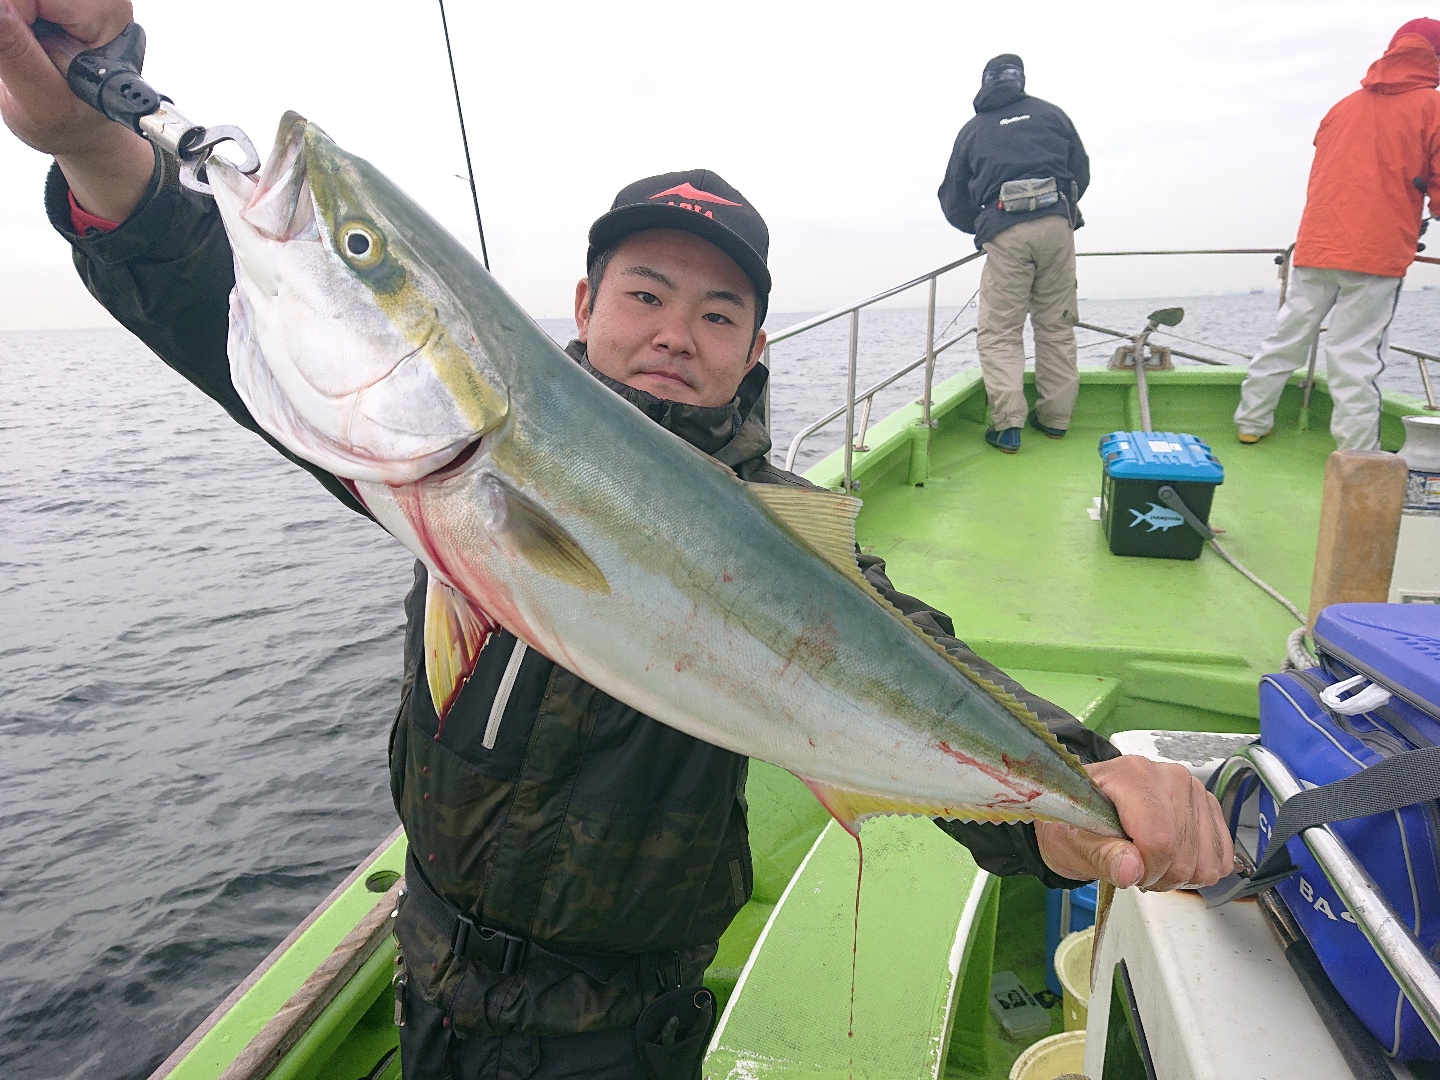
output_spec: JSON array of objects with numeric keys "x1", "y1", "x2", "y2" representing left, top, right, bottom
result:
[
  {"x1": 1234, "y1": 266, "x2": 1401, "y2": 451},
  {"x1": 977, "y1": 215, "x2": 1080, "y2": 432}
]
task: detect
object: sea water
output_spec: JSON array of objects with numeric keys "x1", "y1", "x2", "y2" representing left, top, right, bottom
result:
[{"x1": 1, "y1": 293, "x2": 1436, "y2": 1079}]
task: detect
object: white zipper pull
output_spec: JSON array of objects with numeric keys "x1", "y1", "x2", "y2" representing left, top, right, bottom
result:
[{"x1": 1319, "y1": 673, "x2": 1393, "y2": 716}]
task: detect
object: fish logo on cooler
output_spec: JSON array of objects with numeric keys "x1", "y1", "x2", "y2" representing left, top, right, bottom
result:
[
  {"x1": 1128, "y1": 503, "x2": 1185, "y2": 532},
  {"x1": 649, "y1": 182, "x2": 742, "y2": 219}
]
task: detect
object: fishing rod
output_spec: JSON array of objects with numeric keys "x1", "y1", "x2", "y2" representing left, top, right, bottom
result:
[{"x1": 436, "y1": 0, "x2": 491, "y2": 270}]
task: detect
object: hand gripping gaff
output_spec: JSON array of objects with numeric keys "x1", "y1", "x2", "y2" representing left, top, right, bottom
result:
[{"x1": 33, "y1": 19, "x2": 258, "y2": 194}]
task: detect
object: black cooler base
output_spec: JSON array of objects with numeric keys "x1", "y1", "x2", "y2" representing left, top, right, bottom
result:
[{"x1": 1101, "y1": 475, "x2": 1217, "y2": 560}]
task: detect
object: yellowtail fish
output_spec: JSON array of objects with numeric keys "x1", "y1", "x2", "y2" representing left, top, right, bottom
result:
[{"x1": 207, "y1": 113, "x2": 1123, "y2": 838}]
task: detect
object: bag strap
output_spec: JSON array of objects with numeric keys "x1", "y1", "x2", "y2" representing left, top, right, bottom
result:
[{"x1": 1202, "y1": 744, "x2": 1440, "y2": 907}]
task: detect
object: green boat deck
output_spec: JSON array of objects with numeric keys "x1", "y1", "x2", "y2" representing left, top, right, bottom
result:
[
  {"x1": 158, "y1": 366, "x2": 1429, "y2": 1080},
  {"x1": 829, "y1": 366, "x2": 1414, "y2": 737},
  {"x1": 696, "y1": 364, "x2": 1423, "y2": 1080}
]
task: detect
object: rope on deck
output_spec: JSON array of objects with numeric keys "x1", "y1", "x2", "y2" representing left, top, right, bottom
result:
[{"x1": 1205, "y1": 538, "x2": 1318, "y2": 670}]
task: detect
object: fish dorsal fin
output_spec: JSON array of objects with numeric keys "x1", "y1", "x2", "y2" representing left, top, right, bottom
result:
[
  {"x1": 754, "y1": 484, "x2": 1089, "y2": 788},
  {"x1": 749, "y1": 484, "x2": 866, "y2": 583},
  {"x1": 799, "y1": 776, "x2": 1061, "y2": 836},
  {"x1": 486, "y1": 475, "x2": 610, "y2": 594},
  {"x1": 424, "y1": 577, "x2": 495, "y2": 720}
]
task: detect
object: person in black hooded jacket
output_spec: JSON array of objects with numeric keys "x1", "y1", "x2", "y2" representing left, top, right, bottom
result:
[{"x1": 938, "y1": 54, "x2": 1090, "y2": 454}]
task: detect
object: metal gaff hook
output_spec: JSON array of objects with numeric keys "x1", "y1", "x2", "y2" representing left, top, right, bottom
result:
[{"x1": 34, "y1": 19, "x2": 260, "y2": 195}]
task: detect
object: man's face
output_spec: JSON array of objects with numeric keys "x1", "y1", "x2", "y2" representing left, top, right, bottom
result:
[{"x1": 575, "y1": 229, "x2": 767, "y2": 408}]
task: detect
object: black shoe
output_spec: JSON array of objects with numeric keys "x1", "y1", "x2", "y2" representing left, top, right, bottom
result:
[
  {"x1": 985, "y1": 427, "x2": 1022, "y2": 453},
  {"x1": 1029, "y1": 413, "x2": 1066, "y2": 439}
]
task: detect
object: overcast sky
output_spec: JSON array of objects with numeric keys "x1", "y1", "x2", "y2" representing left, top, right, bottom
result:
[{"x1": 1, "y1": 0, "x2": 1437, "y2": 329}]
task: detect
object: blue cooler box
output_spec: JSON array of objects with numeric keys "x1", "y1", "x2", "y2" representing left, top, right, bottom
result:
[
  {"x1": 1044, "y1": 883, "x2": 1097, "y2": 995},
  {"x1": 1257, "y1": 603, "x2": 1440, "y2": 1059},
  {"x1": 1098, "y1": 431, "x2": 1224, "y2": 560}
]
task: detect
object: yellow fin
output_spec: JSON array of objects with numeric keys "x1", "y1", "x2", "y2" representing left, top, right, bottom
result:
[
  {"x1": 799, "y1": 777, "x2": 1057, "y2": 837},
  {"x1": 424, "y1": 577, "x2": 494, "y2": 720},
  {"x1": 488, "y1": 476, "x2": 610, "y2": 594},
  {"x1": 749, "y1": 485, "x2": 865, "y2": 582},
  {"x1": 754, "y1": 483, "x2": 1090, "y2": 787}
]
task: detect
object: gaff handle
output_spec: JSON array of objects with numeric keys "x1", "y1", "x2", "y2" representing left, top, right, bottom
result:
[{"x1": 34, "y1": 19, "x2": 176, "y2": 137}]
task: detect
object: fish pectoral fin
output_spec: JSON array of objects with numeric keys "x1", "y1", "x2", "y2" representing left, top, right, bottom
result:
[
  {"x1": 424, "y1": 577, "x2": 495, "y2": 720},
  {"x1": 749, "y1": 485, "x2": 865, "y2": 583},
  {"x1": 489, "y1": 476, "x2": 610, "y2": 594},
  {"x1": 798, "y1": 777, "x2": 1041, "y2": 836}
]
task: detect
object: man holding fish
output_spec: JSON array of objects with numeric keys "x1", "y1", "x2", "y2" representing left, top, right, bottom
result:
[{"x1": 0, "y1": 3, "x2": 1231, "y2": 1077}]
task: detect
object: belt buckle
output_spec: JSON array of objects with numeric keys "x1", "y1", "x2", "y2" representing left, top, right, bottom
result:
[{"x1": 452, "y1": 915, "x2": 528, "y2": 975}]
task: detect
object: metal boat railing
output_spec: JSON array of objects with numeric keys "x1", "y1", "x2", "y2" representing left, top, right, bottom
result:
[
  {"x1": 771, "y1": 246, "x2": 1439, "y2": 489},
  {"x1": 1392, "y1": 344, "x2": 1440, "y2": 411},
  {"x1": 766, "y1": 250, "x2": 986, "y2": 487},
  {"x1": 1210, "y1": 742, "x2": 1440, "y2": 1044},
  {"x1": 780, "y1": 327, "x2": 975, "y2": 473}
]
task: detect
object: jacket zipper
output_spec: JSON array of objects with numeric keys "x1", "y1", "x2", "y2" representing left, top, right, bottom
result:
[{"x1": 484, "y1": 640, "x2": 528, "y2": 750}]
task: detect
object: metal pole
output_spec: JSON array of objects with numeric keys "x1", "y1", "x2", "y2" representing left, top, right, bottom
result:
[
  {"x1": 1298, "y1": 332, "x2": 1320, "y2": 431},
  {"x1": 1133, "y1": 333, "x2": 1154, "y2": 432},
  {"x1": 843, "y1": 310, "x2": 860, "y2": 492},
  {"x1": 1419, "y1": 357, "x2": 1438, "y2": 412},
  {"x1": 759, "y1": 343, "x2": 772, "y2": 430},
  {"x1": 854, "y1": 397, "x2": 873, "y2": 452},
  {"x1": 1277, "y1": 245, "x2": 1295, "y2": 310},
  {"x1": 923, "y1": 276, "x2": 937, "y2": 427}
]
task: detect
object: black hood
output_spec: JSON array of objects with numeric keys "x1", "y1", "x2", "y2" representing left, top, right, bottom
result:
[
  {"x1": 564, "y1": 340, "x2": 774, "y2": 469},
  {"x1": 975, "y1": 52, "x2": 1026, "y2": 111},
  {"x1": 974, "y1": 79, "x2": 1026, "y2": 113}
]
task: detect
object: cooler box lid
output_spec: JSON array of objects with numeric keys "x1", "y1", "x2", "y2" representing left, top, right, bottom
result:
[
  {"x1": 1099, "y1": 431, "x2": 1225, "y2": 483},
  {"x1": 1312, "y1": 603, "x2": 1440, "y2": 717}
]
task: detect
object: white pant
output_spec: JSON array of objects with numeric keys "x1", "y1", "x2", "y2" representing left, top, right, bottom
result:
[{"x1": 1234, "y1": 266, "x2": 1402, "y2": 451}]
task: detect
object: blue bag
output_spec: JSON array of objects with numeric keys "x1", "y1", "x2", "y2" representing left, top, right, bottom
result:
[{"x1": 1255, "y1": 603, "x2": 1440, "y2": 1060}]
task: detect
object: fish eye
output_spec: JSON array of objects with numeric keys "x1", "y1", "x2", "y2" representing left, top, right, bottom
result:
[{"x1": 338, "y1": 220, "x2": 385, "y2": 269}]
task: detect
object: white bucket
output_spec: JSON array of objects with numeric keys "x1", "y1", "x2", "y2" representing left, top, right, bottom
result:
[
  {"x1": 1054, "y1": 926, "x2": 1094, "y2": 1032},
  {"x1": 1007, "y1": 1029, "x2": 1087, "y2": 1080}
]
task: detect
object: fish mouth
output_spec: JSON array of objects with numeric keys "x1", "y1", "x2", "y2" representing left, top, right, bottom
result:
[
  {"x1": 211, "y1": 113, "x2": 491, "y2": 488},
  {"x1": 209, "y1": 112, "x2": 316, "y2": 242}
]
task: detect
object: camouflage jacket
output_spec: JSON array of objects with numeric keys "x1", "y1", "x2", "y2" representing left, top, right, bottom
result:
[{"x1": 46, "y1": 151, "x2": 1117, "y2": 1036}]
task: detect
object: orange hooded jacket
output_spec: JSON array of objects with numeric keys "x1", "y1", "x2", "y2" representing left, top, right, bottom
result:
[{"x1": 1293, "y1": 33, "x2": 1440, "y2": 278}]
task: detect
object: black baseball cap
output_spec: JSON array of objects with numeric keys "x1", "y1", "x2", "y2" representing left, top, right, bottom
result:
[{"x1": 587, "y1": 169, "x2": 771, "y2": 320}]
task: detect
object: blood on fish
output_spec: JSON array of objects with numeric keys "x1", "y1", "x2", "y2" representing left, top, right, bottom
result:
[
  {"x1": 936, "y1": 740, "x2": 1041, "y2": 801},
  {"x1": 848, "y1": 832, "x2": 864, "y2": 1077}
]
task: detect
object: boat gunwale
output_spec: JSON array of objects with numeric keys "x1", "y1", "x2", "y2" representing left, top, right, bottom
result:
[{"x1": 148, "y1": 825, "x2": 405, "y2": 1080}]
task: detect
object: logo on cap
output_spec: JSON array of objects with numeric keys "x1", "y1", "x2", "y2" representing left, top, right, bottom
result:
[{"x1": 649, "y1": 181, "x2": 742, "y2": 220}]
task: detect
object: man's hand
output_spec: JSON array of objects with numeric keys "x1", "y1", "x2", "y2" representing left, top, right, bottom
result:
[
  {"x1": 0, "y1": 0, "x2": 153, "y2": 221},
  {"x1": 1035, "y1": 756, "x2": 1233, "y2": 891}
]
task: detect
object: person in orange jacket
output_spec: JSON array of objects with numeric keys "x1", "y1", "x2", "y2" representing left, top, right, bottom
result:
[{"x1": 1235, "y1": 19, "x2": 1440, "y2": 450}]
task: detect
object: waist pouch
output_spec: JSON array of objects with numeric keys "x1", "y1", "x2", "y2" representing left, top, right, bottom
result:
[
  {"x1": 997, "y1": 177, "x2": 1058, "y2": 212},
  {"x1": 1254, "y1": 662, "x2": 1440, "y2": 1060},
  {"x1": 396, "y1": 854, "x2": 716, "y2": 1036},
  {"x1": 636, "y1": 985, "x2": 716, "y2": 1080}
]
